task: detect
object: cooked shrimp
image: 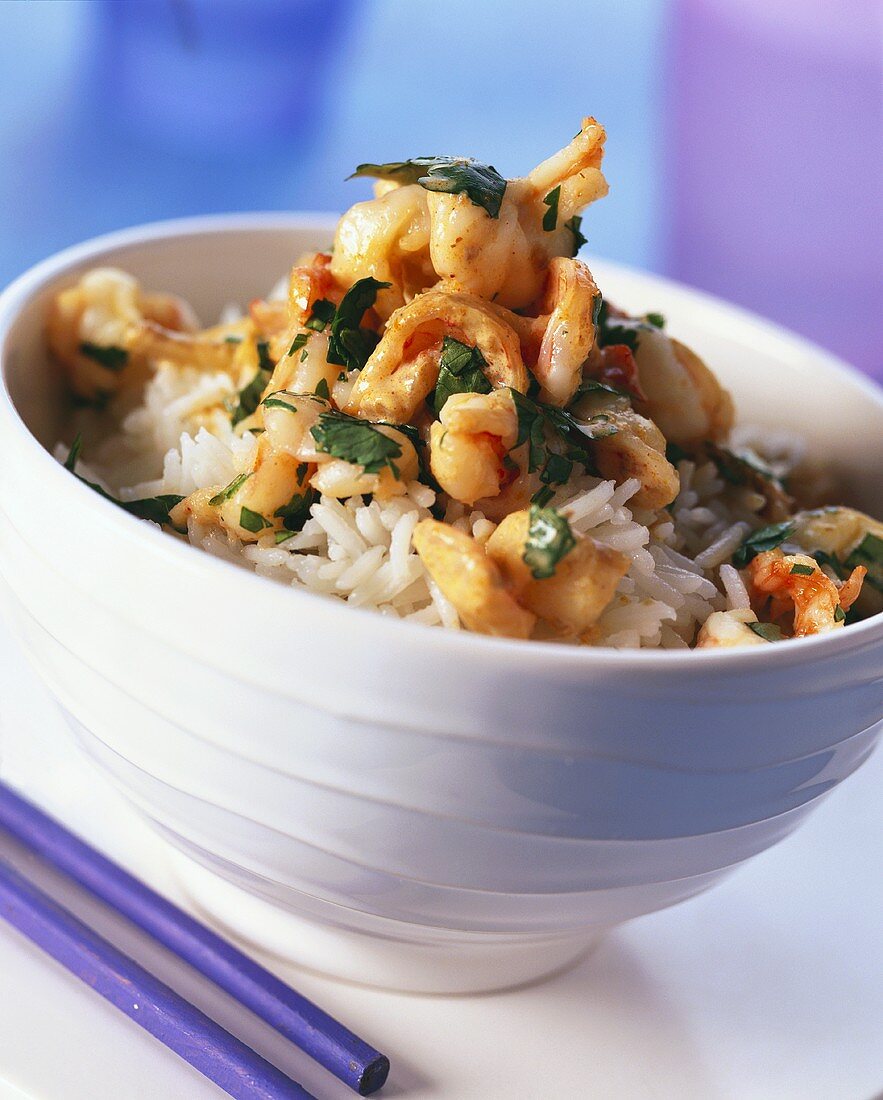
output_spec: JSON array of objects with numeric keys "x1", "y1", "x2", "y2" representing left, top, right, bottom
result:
[
  {"x1": 528, "y1": 258, "x2": 599, "y2": 406},
  {"x1": 346, "y1": 290, "x2": 528, "y2": 422},
  {"x1": 412, "y1": 519, "x2": 536, "y2": 638},
  {"x1": 330, "y1": 185, "x2": 433, "y2": 320},
  {"x1": 429, "y1": 390, "x2": 520, "y2": 505},
  {"x1": 696, "y1": 609, "x2": 767, "y2": 648},
  {"x1": 572, "y1": 390, "x2": 679, "y2": 510},
  {"x1": 486, "y1": 509, "x2": 628, "y2": 636},
  {"x1": 47, "y1": 267, "x2": 200, "y2": 400},
  {"x1": 628, "y1": 324, "x2": 734, "y2": 446},
  {"x1": 749, "y1": 549, "x2": 866, "y2": 636}
]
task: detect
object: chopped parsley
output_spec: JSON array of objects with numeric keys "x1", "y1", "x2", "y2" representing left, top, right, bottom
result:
[
  {"x1": 845, "y1": 531, "x2": 883, "y2": 592},
  {"x1": 511, "y1": 388, "x2": 613, "y2": 489},
  {"x1": 311, "y1": 410, "x2": 403, "y2": 475},
  {"x1": 707, "y1": 444, "x2": 777, "y2": 488},
  {"x1": 208, "y1": 472, "x2": 252, "y2": 506},
  {"x1": 732, "y1": 521, "x2": 796, "y2": 568},
  {"x1": 327, "y1": 277, "x2": 390, "y2": 371},
  {"x1": 542, "y1": 185, "x2": 560, "y2": 231},
  {"x1": 523, "y1": 504, "x2": 576, "y2": 580},
  {"x1": 229, "y1": 339, "x2": 276, "y2": 426},
  {"x1": 314, "y1": 377, "x2": 330, "y2": 400},
  {"x1": 224, "y1": 335, "x2": 243, "y2": 345},
  {"x1": 790, "y1": 563, "x2": 815, "y2": 576},
  {"x1": 749, "y1": 621, "x2": 783, "y2": 642},
  {"x1": 63, "y1": 435, "x2": 183, "y2": 528},
  {"x1": 350, "y1": 156, "x2": 507, "y2": 218},
  {"x1": 305, "y1": 298, "x2": 336, "y2": 332},
  {"x1": 239, "y1": 506, "x2": 272, "y2": 534},
  {"x1": 574, "y1": 378, "x2": 630, "y2": 400},
  {"x1": 833, "y1": 604, "x2": 846, "y2": 622},
  {"x1": 564, "y1": 215, "x2": 587, "y2": 256},
  {"x1": 274, "y1": 487, "x2": 316, "y2": 534},
  {"x1": 78, "y1": 342, "x2": 128, "y2": 372},
  {"x1": 288, "y1": 333, "x2": 309, "y2": 357},
  {"x1": 433, "y1": 336, "x2": 492, "y2": 414},
  {"x1": 645, "y1": 312, "x2": 666, "y2": 329},
  {"x1": 261, "y1": 389, "x2": 327, "y2": 413}
]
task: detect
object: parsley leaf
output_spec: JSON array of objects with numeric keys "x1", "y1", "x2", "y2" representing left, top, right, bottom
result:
[
  {"x1": 732, "y1": 521, "x2": 796, "y2": 568},
  {"x1": 327, "y1": 276, "x2": 390, "y2": 371},
  {"x1": 845, "y1": 531, "x2": 883, "y2": 593},
  {"x1": 749, "y1": 621, "x2": 783, "y2": 642},
  {"x1": 230, "y1": 339, "x2": 276, "y2": 426},
  {"x1": 305, "y1": 299, "x2": 336, "y2": 332},
  {"x1": 78, "y1": 342, "x2": 128, "y2": 372},
  {"x1": 311, "y1": 410, "x2": 403, "y2": 475},
  {"x1": 314, "y1": 377, "x2": 330, "y2": 400},
  {"x1": 833, "y1": 604, "x2": 846, "y2": 622},
  {"x1": 239, "y1": 506, "x2": 272, "y2": 533},
  {"x1": 542, "y1": 185, "x2": 560, "y2": 231},
  {"x1": 511, "y1": 389, "x2": 613, "y2": 481},
  {"x1": 790, "y1": 563, "x2": 815, "y2": 576},
  {"x1": 523, "y1": 504, "x2": 576, "y2": 580},
  {"x1": 433, "y1": 336, "x2": 492, "y2": 414},
  {"x1": 288, "y1": 333, "x2": 308, "y2": 357},
  {"x1": 350, "y1": 156, "x2": 507, "y2": 218},
  {"x1": 274, "y1": 487, "x2": 316, "y2": 533},
  {"x1": 645, "y1": 312, "x2": 666, "y2": 329},
  {"x1": 63, "y1": 434, "x2": 183, "y2": 528},
  {"x1": 564, "y1": 215, "x2": 587, "y2": 256},
  {"x1": 209, "y1": 472, "x2": 252, "y2": 506}
]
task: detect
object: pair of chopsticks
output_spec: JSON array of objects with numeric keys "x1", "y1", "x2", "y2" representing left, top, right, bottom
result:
[{"x1": 0, "y1": 780, "x2": 389, "y2": 1098}]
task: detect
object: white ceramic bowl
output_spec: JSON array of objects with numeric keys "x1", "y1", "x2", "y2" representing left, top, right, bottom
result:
[{"x1": 1, "y1": 215, "x2": 881, "y2": 994}]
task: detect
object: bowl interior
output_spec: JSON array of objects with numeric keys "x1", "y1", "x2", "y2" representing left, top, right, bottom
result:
[{"x1": 3, "y1": 215, "x2": 882, "y2": 520}]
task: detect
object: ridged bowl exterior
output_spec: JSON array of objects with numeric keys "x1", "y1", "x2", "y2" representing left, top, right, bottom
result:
[{"x1": 1, "y1": 217, "x2": 881, "y2": 991}]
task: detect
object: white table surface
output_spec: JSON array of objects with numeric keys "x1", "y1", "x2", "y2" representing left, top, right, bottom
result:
[{"x1": 0, "y1": 615, "x2": 880, "y2": 1100}]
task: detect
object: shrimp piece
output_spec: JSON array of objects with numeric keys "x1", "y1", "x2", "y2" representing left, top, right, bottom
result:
[
  {"x1": 330, "y1": 185, "x2": 433, "y2": 320},
  {"x1": 309, "y1": 425, "x2": 419, "y2": 502},
  {"x1": 267, "y1": 330, "x2": 340, "y2": 401},
  {"x1": 334, "y1": 119, "x2": 607, "y2": 314},
  {"x1": 791, "y1": 506, "x2": 883, "y2": 619},
  {"x1": 346, "y1": 290, "x2": 528, "y2": 422},
  {"x1": 749, "y1": 549, "x2": 866, "y2": 637},
  {"x1": 696, "y1": 609, "x2": 767, "y2": 648},
  {"x1": 529, "y1": 258, "x2": 599, "y2": 406},
  {"x1": 287, "y1": 253, "x2": 338, "y2": 326},
  {"x1": 629, "y1": 324, "x2": 734, "y2": 446},
  {"x1": 428, "y1": 118, "x2": 608, "y2": 310},
  {"x1": 572, "y1": 390, "x2": 679, "y2": 511},
  {"x1": 412, "y1": 519, "x2": 536, "y2": 639},
  {"x1": 486, "y1": 509, "x2": 628, "y2": 636},
  {"x1": 593, "y1": 406, "x2": 680, "y2": 511},
  {"x1": 429, "y1": 390, "x2": 519, "y2": 505},
  {"x1": 47, "y1": 267, "x2": 200, "y2": 400}
]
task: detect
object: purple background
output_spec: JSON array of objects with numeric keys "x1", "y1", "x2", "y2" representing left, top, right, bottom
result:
[{"x1": 0, "y1": 0, "x2": 879, "y2": 378}]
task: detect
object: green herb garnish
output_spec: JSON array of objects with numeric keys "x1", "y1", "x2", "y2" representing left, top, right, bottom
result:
[
  {"x1": 433, "y1": 336, "x2": 492, "y2": 414},
  {"x1": 564, "y1": 215, "x2": 587, "y2": 256},
  {"x1": 78, "y1": 342, "x2": 128, "y2": 372},
  {"x1": 523, "y1": 503, "x2": 576, "y2": 580},
  {"x1": 305, "y1": 299, "x2": 336, "y2": 332},
  {"x1": 350, "y1": 156, "x2": 507, "y2": 218},
  {"x1": 224, "y1": 335, "x2": 243, "y2": 345},
  {"x1": 790, "y1": 563, "x2": 815, "y2": 576},
  {"x1": 511, "y1": 389, "x2": 611, "y2": 486},
  {"x1": 63, "y1": 434, "x2": 183, "y2": 528},
  {"x1": 749, "y1": 621, "x2": 783, "y2": 642},
  {"x1": 834, "y1": 604, "x2": 846, "y2": 622},
  {"x1": 327, "y1": 277, "x2": 390, "y2": 371},
  {"x1": 274, "y1": 488, "x2": 316, "y2": 534},
  {"x1": 275, "y1": 530, "x2": 296, "y2": 544},
  {"x1": 645, "y1": 312, "x2": 666, "y2": 329},
  {"x1": 314, "y1": 377, "x2": 330, "y2": 400},
  {"x1": 209, "y1": 472, "x2": 252, "y2": 506},
  {"x1": 732, "y1": 521, "x2": 796, "y2": 568},
  {"x1": 288, "y1": 333, "x2": 308, "y2": 357},
  {"x1": 311, "y1": 410, "x2": 403, "y2": 475},
  {"x1": 844, "y1": 531, "x2": 883, "y2": 592},
  {"x1": 542, "y1": 185, "x2": 560, "y2": 231},
  {"x1": 239, "y1": 506, "x2": 272, "y2": 533}
]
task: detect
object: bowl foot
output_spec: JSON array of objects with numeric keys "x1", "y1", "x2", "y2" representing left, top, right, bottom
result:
[{"x1": 166, "y1": 848, "x2": 607, "y2": 995}]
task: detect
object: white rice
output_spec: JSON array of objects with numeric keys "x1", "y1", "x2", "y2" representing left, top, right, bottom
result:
[{"x1": 65, "y1": 363, "x2": 781, "y2": 649}]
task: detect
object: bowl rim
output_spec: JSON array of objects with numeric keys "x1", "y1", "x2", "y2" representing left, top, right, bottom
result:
[{"x1": 2, "y1": 211, "x2": 882, "y2": 672}]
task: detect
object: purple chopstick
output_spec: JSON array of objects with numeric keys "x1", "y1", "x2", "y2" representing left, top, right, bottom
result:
[
  {"x1": 0, "y1": 781, "x2": 389, "y2": 1096},
  {"x1": 0, "y1": 858, "x2": 314, "y2": 1100}
]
